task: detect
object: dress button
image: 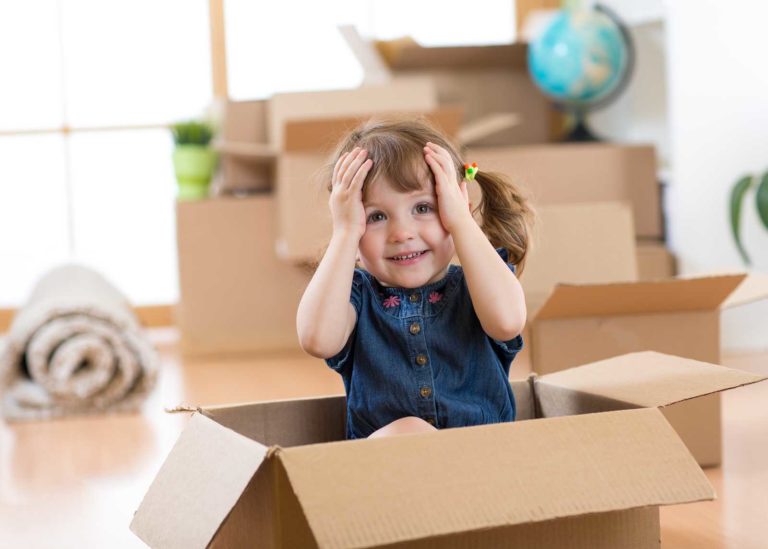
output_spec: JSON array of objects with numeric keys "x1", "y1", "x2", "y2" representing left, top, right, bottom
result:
[
  {"x1": 409, "y1": 322, "x2": 421, "y2": 335},
  {"x1": 409, "y1": 293, "x2": 420, "y2": 303},
  {"x1": 415, "y1": 354, "x2": 428, "y2": 366},
  {"x1": 420, "y1": 386, "x2": 432, "y2": 398}
]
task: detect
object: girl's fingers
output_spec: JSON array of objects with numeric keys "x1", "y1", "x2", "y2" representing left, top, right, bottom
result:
[
  {"x1": 337, "y1": 147, "x2": 362, "y2": 183},
  {"x1": 424, "y1": 143, "x2": 455, "y2": 181},
  {"x1": 349, "y1": 158, "x2": 373, "y2": 191},
  {"x1": 332, "y1": 152, "x2": 350, "y2": 185},
  {"x1": 424, "y1": 151, "x2": 443, "y2": 183},
  {"x1": 340, "y1": 149, "x2": 369, "y2": 188}
]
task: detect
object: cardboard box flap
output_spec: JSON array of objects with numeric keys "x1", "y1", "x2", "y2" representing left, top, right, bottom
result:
[
  {"x1": 722, "y1": 273, "x2": 768, "y2": 309},
  {"x1": 130, "y1": 413, "x2": 270, "y2": 549},
  {"x1": 535, "y1": 274, "x2": 747, "y2": 321},
  {"x1": 375, "y1": 40, "x2": 528, "y2": 70},
  {"x1": 277, "y1": 408, "x2": 712, "y2": 548},
  {"x1": 536, "y1": 351, "x2": 767, "y2": 409}
]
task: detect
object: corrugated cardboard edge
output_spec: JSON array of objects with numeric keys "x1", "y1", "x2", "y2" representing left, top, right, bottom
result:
[
  {"x1": 535, "y1": 351, "x2": 767, "y2": 409},
  {"x1": 535, "y1": 274, "x2": 747, "y2": 321},
  {"x1": 276, "y1": 408, "x2": 713, "y2": 548},
  {"x1": 130, "y1": 413, "x2": 271, "y2": 549}
]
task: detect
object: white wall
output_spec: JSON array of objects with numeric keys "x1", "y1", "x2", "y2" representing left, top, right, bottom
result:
[
  {"x1": 665, "y1": 0, "x2": 768, "y2": 351},
  {"x1": 588, "y1": 0, "x2": 768, "y2": 352}
]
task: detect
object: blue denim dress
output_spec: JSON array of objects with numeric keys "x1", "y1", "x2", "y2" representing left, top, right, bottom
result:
[{"x1": 326, "y1": 249, "x2": 523, "y2": 439}]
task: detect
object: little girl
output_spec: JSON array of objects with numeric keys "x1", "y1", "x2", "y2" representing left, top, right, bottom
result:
[{"x1": 296, "y1": 118, "x2": 532, "y2": 440}]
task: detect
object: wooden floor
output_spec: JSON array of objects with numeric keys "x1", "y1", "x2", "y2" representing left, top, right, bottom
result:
[{"x1": 0, "y1": 329, "x2": 766, "y2": 548}]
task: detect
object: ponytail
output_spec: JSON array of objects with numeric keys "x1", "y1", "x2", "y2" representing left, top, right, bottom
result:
[{"x1": 473, "y1": 171, "x2": 534, "y2": 275}]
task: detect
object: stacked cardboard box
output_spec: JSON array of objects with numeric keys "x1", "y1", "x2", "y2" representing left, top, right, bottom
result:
[{"x1": 131, "y1": 352, "x2": 766, "y2": 548}]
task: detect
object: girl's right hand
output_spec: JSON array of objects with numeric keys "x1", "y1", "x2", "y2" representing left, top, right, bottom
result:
[{"x1": 329, "y1": 147, "x2": 372, "y2": 239}]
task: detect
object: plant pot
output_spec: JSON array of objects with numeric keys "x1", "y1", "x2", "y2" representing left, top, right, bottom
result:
[{"x1": 173, "y1": 145, "x2": 217, "y2": 200}]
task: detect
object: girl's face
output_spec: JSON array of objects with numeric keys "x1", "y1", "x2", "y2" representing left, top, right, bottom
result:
[{"x1": 358, "y1": 176, "x2": 455, "y2": 288}]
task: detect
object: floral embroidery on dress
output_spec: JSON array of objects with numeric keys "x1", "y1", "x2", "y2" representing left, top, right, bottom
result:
[
  {"x1": 383, "y1": 295, "x2": 401, "y2": 308},
  {"x1": 428, "y1": 291, "x2": 443, "y2": 303}
]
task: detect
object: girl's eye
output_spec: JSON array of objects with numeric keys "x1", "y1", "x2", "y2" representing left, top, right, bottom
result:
[
  {"x1": 415, "y1": 203, "x2": 433, "y2": 214},
  {"x1": 367, "y1": 212, "x2": 386, "y2": 224}
]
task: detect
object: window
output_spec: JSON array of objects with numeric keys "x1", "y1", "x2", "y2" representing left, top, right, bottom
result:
[
  {"x1": 0, "y1": 0, "x2": 211, "y2": 306},
  {"x1": 225, "y1": 0, "x2": 515, "y2": 99},
  {"x1": 1, "y1": 0, "x2": 513, "y2": 307}
]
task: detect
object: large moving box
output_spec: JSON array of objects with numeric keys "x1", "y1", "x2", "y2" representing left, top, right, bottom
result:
[
  {"x1": 466, "y1": 143, "x2": 663, "y2": 238},
  {"x1": 530, "y1": 273, "x2": 768, "y2": 466},
  {"x1": 131, "y1": 352, "x2": 765, "y2": 548},
  {"x1": 175, "y1": 196, "x2": 311, "y2": 355}
]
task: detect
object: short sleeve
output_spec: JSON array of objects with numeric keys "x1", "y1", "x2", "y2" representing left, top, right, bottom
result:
[
  {"x1": 496, "y1": 247, "x2": 517, "y2": 274},
  {"x1": 491, "y1": 247, "x2": 523, "y2": 360},
  {"x1": 325, "y1": 269, "x2": 364, "y2": 373},
  {"x1": 492, "y1": 331, "x2": 524, "y2": 361}
]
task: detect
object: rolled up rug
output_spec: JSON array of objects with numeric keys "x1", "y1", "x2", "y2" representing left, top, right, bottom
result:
[{"x1": 0, "y1": 264, "x2": 159, "y2": 421}]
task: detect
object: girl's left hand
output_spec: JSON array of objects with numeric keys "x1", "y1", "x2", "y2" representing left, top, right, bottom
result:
[{"x1": 424, "y1": 142, "x2": 472, "y2": 232}]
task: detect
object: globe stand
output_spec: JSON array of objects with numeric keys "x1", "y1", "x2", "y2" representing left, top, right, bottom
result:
[{"x1": 563, "y1": 113, "x2": 600, "y2": 142}]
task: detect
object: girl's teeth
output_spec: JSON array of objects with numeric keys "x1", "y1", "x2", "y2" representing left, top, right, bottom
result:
[{"x1": 393, "y1": 251, "x2": 423, "y2": 260}]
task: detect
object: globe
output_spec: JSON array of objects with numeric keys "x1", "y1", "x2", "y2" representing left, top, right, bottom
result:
[{"x1": 528, "y1": 5, "x2": 633, "y2": 141}]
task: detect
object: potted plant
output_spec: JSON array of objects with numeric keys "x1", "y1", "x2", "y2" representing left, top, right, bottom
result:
[
  {"x1": 171, "y1": 120, "x2": 217, "y2": 200},
  {"x1": 730, "y1": 171, "x2": 768, "y2": 264}
]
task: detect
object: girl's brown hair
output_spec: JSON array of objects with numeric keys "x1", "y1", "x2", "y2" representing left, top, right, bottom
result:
[{"x1": 324, "y1": 116, "x2": 534, "y2": 273}]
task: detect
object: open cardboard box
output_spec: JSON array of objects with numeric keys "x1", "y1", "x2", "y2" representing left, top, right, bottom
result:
[
  {"x1": 342, "y1": 27, "x2": 552, "y2": 146},
  {"x1": 515, "y1": 200, "x2": 768, "y2": 466},
  {"x1": 131, "y1": 352, "x2": 766, "y2": 548},
  {"x1": 529, "y1": 272, "x2": 768, "y2": 467}
]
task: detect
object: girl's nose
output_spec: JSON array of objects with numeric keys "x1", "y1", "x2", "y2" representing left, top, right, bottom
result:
[{"x1": 388, "y1": 219, "x2": 415, "y2": 243}]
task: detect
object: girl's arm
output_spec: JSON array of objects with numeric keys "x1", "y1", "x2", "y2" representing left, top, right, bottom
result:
[
  {"x1": 449, "y1": 215, "x2": 527, "y2": 341},
  {"x1": 424, "y1": 143, "x2": 526, "y2": 342},
  {"x1": 296, "y1": 148, "x2": 372, "y2": 358}
]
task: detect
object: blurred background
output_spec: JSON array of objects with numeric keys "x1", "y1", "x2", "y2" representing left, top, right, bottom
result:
[{"x1": 1, "y1": 0, "x2": 766, "y2": 352}]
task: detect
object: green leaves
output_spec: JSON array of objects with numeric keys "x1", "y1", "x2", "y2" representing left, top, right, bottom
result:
[
  {"x1": 730, "y1": 171, "x2": 768, "y2": 265},
  {"x1": 171, "y1": 121, "x2": 214, "y2": 146},
  {"x1": 757, "y1": 172, "x2": 768, "y2": 230}
]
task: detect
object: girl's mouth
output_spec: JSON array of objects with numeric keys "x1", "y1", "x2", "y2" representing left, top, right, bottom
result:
[{"x1": 388, "y1": 250, "x2": 428, "y2": 265}]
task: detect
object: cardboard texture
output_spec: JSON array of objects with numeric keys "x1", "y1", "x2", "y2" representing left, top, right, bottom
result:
[
  {"x1": 132, "y1": 352, "x2": 766, "y2": 548},
  {"x1": 175, "y1": 196, "x2": 311, "y2": 355},
  {"x1": 530, "y1": 273, "x2": 768, "y2": 466},
  {"x1": 636, "y1": 239, "x2": 676, "y2": 280},
  {"x1": 466, "y1": 143, "x2": 662, "y2": 238}
]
